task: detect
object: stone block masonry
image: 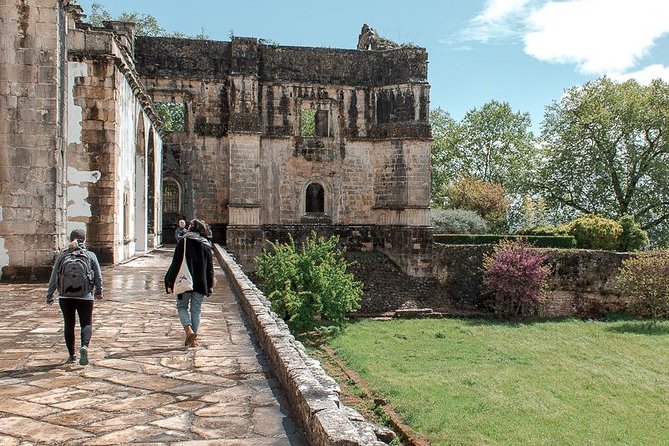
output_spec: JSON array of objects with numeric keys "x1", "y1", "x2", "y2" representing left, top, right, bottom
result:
[
  {"x1": 430, "y1": 244, "x2": 631, "y2": 318},
  {"x1": 1, "y1": 2, "x2": 163, "y2": 280},
  {"x1": 0, "y1": 0, "x2": 65, "y2": 280},
  {"x1": 134, "y1": 31, "x2": 432, "y2": 277}
]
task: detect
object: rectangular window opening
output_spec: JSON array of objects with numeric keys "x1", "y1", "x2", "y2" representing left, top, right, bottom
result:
[
  {"x1": 155, "y1": 102, "x2": 186, "y2": 133},
  {"x1": 300, "y1": 108, "x2": 316, "y2": 137},
  {"x1": 316, "y1": 109, "x2": 329, "y2": 137}
]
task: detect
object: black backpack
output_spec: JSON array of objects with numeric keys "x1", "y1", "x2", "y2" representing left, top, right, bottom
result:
[{"x1": 58, "y1": 248, "x2": 94, "y2": 297}]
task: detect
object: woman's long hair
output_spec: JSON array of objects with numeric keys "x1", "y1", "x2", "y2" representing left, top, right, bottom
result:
[{"x1": 188, "y1": 219, "x2": 209, "y2": 237}]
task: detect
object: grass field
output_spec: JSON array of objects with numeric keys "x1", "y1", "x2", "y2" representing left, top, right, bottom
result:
[{"x1": 327, "y1": 318, "x2": 669, "y2": 446}]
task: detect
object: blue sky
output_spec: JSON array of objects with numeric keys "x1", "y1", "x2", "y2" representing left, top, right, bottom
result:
[{"x1": 77, "y1": 0, "x2": 669, "y2": 134}]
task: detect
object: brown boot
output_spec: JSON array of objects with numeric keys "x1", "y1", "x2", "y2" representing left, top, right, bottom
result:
[{"x1": 184, "y1": 324, "x2": 196, "y2": 347}]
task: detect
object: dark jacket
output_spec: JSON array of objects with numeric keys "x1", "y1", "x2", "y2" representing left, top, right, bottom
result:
[
  {"x1": 164, "y1": 232, "x2": 214, "y2": 296},
  {"x1": 175, "y1": 227, "x2": 187, "y2": 241}
]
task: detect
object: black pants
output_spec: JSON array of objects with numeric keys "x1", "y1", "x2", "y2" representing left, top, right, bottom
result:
[{"x1": 59, "y1": 298, "x2": 94, "y2": 357}]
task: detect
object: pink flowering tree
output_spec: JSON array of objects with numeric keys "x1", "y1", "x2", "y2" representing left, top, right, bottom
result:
[{"x1": 483, "y1": 239, "x2": 551, "y2": 318}]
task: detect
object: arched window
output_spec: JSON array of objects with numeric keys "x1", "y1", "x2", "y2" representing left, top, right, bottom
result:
[
  {"x1": 162, "y1": 178, "x2": 180, "y2": 214},
  {"x1": 305, "y1": 183, "x2": 324, "y2": 213}
]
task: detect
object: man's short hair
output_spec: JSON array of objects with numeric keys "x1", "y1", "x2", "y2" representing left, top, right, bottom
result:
[{"x1": 69, "y1": 228, "x2": 86, "y2": 242}]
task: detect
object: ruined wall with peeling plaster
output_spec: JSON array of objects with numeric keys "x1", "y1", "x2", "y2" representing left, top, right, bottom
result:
[
  {"x1": 0, "y1": 2, "x2": 163, "y2": 279},
  {"x1": 66, "y1": 20, "x2": 164, "y2": 264}
]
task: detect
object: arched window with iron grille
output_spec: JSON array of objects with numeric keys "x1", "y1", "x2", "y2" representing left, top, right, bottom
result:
[{"x1": 162, "y1": 178, "x2": 180, "y2": 214}]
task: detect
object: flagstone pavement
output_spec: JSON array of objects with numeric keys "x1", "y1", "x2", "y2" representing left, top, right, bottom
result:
[{"x1": 0, "y1": 248, "x2": 304, "y2": 445}]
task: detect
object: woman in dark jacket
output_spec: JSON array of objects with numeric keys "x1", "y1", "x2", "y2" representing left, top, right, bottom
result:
[{"x1": 165, "y1": 219, "x2": 214, "y2": 347}]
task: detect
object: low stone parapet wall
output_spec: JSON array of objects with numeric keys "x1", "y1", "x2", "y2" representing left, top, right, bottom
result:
[
  {"x1": 432, "y1": 244, "x2": 632, "y2": 318},
  {"x1": 213, "y1": 244, "x2": 389, "y2": 446},
  {"x1": 252, "y1": 224, "x2": 433, "y2": 277}
]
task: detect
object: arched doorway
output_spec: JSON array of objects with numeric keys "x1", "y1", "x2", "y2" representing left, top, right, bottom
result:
[
  {"x1": 305, "y1": 183, "x2": 324, "y2": 213},
  {"x1": 162, "y1": 177, "x2": 182, "y2": 243}
]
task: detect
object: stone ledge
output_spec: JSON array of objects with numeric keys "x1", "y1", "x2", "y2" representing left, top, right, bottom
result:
[{"x1": 213, "y1": 244, "x2": 389, "y2": 446}]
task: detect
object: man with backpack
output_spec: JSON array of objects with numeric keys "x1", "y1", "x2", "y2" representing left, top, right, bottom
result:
[{"x1": 46, "y1": 228, "x2": 104, "y2": 365}]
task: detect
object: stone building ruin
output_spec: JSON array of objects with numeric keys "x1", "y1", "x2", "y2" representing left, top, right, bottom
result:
[
  {"x1": 1, "y1": 0, "x2": 433, "y2": 279},
  {"x1": 138, "y1": 27, "x2": 433, "y2": 274}
]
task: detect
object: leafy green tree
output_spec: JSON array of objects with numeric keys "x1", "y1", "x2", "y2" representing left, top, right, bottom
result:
[
  {"x1": 255, "y1": 233, "x2": 363, "y2": 333},
  {"x1": 617, "y1": 214, "x2": 649, "y2": 252},
  {"x1": 154, "y1": 103, "x2": 185, "y2": 133},
  {"x1": 300, "y1": 109, "x2": 316, "y2": 137},
  {"x1": 430, "y1": 209, "x2": 488, "y2": 234},
  {"x1": 88, "y1": 2, "x2": 209, "y2": 38},
  {"x1": 430, "y1": 101, "x2": 538, "y2": 204},
  {"x1": 618, "y1": 251, "x2": 669, "y2": 324},
  {"x1": 430, "y1": 108, "x2": 460, "y2": 206},
  {"x1": 538, "y1": 77, "x2": 669, "y2": 247},
  {"x1": 564, "y1": 214, "x2": 623, "y2": 250},
  {"x1": 444, "y1": 176, "x2": 509, "y2": 232}
]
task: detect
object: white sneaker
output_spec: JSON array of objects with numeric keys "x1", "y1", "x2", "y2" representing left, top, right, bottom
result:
[{"x1": 79, "y1": 345, "x2": 89, "y2": 366}]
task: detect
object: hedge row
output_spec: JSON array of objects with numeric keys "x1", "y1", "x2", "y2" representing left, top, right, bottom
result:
[{"x1": 434, "y1": 234, "x2": 577, "y2": 248}]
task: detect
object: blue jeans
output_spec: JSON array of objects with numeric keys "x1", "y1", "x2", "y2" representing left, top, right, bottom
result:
[{"x1": 176, "y1": 291, "x2": 205, "y2": 333}]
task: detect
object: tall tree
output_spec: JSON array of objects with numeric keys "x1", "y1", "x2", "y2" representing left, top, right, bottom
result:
[
  {"x1": 430, "y1": 101, "x2": 538, "y2": 207},
  {"x1": 430, "y1": 108, "x2": 459, "y2": 206},
  {"x1": 538, "y1": 77, "x2": 669, "y2": 246}
]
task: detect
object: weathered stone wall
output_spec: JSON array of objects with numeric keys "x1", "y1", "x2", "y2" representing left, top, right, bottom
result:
[
  {"x1": 1, "y1": 3, "x2": 163, "y2": 279},
  {"x1": 231, "y1": 224, "x2": 432, "y2": 277},
  {"x1": 259, "y1": 45, "x2": 427, "y2": 86},
  {"x1": 377, "y1": 225, "x2": 433, "y2": 278},
  {"x1": 67, "y1": 22, "x2": 163, "y2": 264},
  {"x1": 140, "y1": 76, "x2": 231, "y2": 230},
  {"x1": 134, "y1": 35, "x2": 431, "y2": 277},
  {"x1": 430, "y1": 244, "x2": 631, "y2": 318},
  {"x1": 134, "y1": 37, "x2": 231, "y2": 80},
  {"x1": 0, "y1": 0, "x2": 66, "y2": 279}
]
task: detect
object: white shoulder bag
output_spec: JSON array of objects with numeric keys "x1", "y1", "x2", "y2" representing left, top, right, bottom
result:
[{"x1": 173, "y1": 238, "x2": 194, "y2": 295}]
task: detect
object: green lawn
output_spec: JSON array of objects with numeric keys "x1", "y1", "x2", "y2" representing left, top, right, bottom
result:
[{"x1": 327, "y1": 318, "x2": 669, "y2": 446}]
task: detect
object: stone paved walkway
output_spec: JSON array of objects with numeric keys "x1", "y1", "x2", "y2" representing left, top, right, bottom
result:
[{"x1": 0, "y1": 248, "x2": 304, "y2": 445}]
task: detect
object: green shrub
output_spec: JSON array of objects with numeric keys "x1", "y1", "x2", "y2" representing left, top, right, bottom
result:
[
  {"x1": 617, "y1": 214, "x2": 649, "y2": 252},
  {"x1": 617, "y1": 251, "x2": 669, "y2": 322},
  {"x1": 515, "y1": 225, "x2": 560, "y2": 236},
  {"x1": 565, "y1": 215, "x2": 623, "y2": 250},
  {"x1": 430, "y1": 209, "x2": 488, "y2": 234},
  {"x1": 483, "y1": 239, "x2": 551, "y2": 318},
  {"x1": 434, "y1": 234, "x2": 576, "y2": 248},
  {"x1": 255, "y1": 232, "x2": 363, "y2": 333}
]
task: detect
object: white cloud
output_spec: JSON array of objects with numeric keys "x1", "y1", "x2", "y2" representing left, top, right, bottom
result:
[
  {"x1": 478, "y1": 0, "x2": 532, "y2": 21},
  {"x1": 609, "y1": 64, "x2": 669, "y2": 84},
  {"x1": 524, "y1": 0, "x2": 669, "y2": 74},
  {"x1": 460, "y1": 0, "x2": 532, "y2": 43},
  {"x1": 457, "y1": 0, "x2": 669, "y2": 82}
]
